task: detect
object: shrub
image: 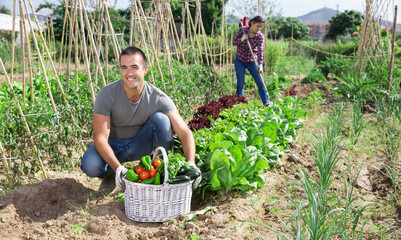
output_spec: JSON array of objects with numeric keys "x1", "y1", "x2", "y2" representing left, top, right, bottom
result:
[
  {"x1": 319, "y1": 55, "x2": 351, "y2": 78},
  {"x1": 301, "y1": 68, "x2": 326, "y2": 83},
  {"x1": 305, "y1": 42, "x2": 357, "y2": 64},
  {"x1": 264, "y1": 39, "x2": 288, "y2": 74}
]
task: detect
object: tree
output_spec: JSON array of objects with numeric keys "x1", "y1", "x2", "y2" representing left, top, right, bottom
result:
[
  {"x1": 0, "y1": 6, "x2": 11, "y2": 15},
  {"x1": 272, "y1": 17, "x2": 309, "y2": 40},
  {"x1": 325, "y1": 10, "x2": 364, "y2": 40},
  {"x1": 226, "y1": 0, "x2": 281, "y2": 21}
]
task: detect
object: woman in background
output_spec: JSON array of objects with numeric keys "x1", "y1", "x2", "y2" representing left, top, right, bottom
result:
[{"x1": 232, "y1": 16, "x2": 269, "y2": 106}]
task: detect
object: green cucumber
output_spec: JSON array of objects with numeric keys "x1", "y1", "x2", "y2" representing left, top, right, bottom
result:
[
  {"x1": 171, "y1": 175, "x2": 191, "y2": 184},
  {"x1": 186, "y1": 168, "x2": 201, "y2": 180},
  {"x1": 141, "y1": 177, "x2": 155, "y2": 184},
  {"x1": 177, "y1": 165, "x2": 190, "y2": 175}
]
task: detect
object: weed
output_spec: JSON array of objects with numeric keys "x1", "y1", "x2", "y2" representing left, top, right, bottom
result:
[{"x1": 71, "y1": 222, "x2": 88, "y2": 236}]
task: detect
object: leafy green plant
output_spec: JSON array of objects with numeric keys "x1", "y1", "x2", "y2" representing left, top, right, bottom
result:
[
  {"x1": 71, "y1": 222, "x2": 88, "y2": 236},
  {"x1": 350, "y1": 101, "x2": 365, "y2": 145},
  {"x1": 264, "y1": 39, "x2": 288, "y2": 74},
  {"x1": 335, "y1": 72, "x2": 377, "y2": 100},
  {"x1": 192, "y1": 97, "x2": 307, "y2": 194},
  {"x1": 303, "y1": 89, "x2": 323, "y2": 108},
  {"x1": 301, "y1": 68, "x2": 326, "y2": 83},
  {"x1": 319, "y1": 55, "x2": 350, "y2": 78}
]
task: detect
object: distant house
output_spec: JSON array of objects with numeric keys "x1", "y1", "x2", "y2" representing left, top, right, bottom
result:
[{"x1": 303, "y1": 21, "x2": 330, "y2": 39}]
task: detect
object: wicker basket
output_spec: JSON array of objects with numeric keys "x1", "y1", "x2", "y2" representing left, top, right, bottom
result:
[{"x1": 123, "y1": 146, "x2": 193, "y2": 222}]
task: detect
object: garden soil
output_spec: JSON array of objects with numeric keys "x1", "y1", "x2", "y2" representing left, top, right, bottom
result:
[
  {"x1": 0, "y1": 165, "x2": 293, "y2": 240},
  {"x1": 0, "y1": 81, "x2": 400, "y2": 239}
]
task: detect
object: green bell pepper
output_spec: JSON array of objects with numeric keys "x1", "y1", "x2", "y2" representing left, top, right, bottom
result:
[
  {"x1": 141, "y1": 155, "x2": 152, "y2": 171},
  {"x1": 154, "y1": 172, "x2": 161, "y2": 185},
  {"x1": 126, "y1": 168, "x2": 140, "y2": 182}
]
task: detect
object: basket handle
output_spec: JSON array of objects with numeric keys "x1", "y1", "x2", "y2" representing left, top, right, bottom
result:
[{"x1": 152, "y1": 146, "x2": 169, "y2": 184}]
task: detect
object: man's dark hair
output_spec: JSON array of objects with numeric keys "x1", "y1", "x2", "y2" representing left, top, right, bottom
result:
[
  {"x1": 249, "y1": 16, "x2": 265, "y2": 27},
  {"x1": 119, "y1": 46, "x2": 147, "y2": 68}
]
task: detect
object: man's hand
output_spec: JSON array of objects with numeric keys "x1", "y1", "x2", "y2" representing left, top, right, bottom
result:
[
  {"x1": 258, "y1": 65, "x2": 263, "y2": 74},
  {"x1": 115, "y1": 165, "x2": 128, "y2": 191},
  {"x1": 187, "y1": 161, "x2": 202, "y2": 189},
  {"x1": 241, "y1": 34, "x2": 248, "y2": 42}
]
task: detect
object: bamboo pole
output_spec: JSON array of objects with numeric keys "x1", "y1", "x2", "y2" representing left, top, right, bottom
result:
[
  {"x1": 79, "y1": 0, "x2": 106, "y2": 86},
  {"x1": 129, "y1": 0, "x2": 134, "y2": 45},
  {"x1": 103, "y1": 1, "x2": 121, "y2": 58},
  {"x1": 219, "y1": 0, "x2": 225, "y2": 74},
  {"x1": 74, "y1": 12, "x2": 79, "y2": 87},
  {"x1": 168, "y1": 13, "x2": 181, "y2": 61},
  {"x1": 181, "y1": 0, "x2": 186, "y2": 43},
  {"x1": 65, "y1": 0, "x2": 78, "y2": 88},
  {"x1": 78, "y1": 0, "x2": 96, "y2": 105},
  {"x1": 159, "y1": 0, "x2": 175, "y2": 83},
  {"x1": 10, "y1": 0, "x2": 16, "y2": 84},
  {"x1": 185, "y1": 2, "x2": 202, "y2": 65},
  {"x1": 290, "y1": 25, "x2": 293, "y2": 76},
  {"x1": 94, "y1": 3, "x2": 105, "y2": 84},
  {"x1": 197, "y1": 0, "x2": 214, "y2": 67},
  {"x1": 211, "y1": 20, "x2": 215, "y2": 67},
  {"x1": 167, "y1": 3, "x2": 187, "y2": 66},
  {"x1": 0, "y1": 58, "x2": 47, "y2": 179},
  {"x1": 25, "y1": 0, "x2": 75, "y2": 119},
  {"x1": 136, "y1": 0, "x2": 165, "y2": 83},
  {"x1": 387, "y1": 5, "x2": 397, "y2": 99},
  {"x1": 22, "y1": 0, "x2": 57, "y2": 111},
  {"x1": 19, "y1": 0, "x2": 34, "y2": 103},
  {"x1": 58, "y1": 0, "x2": 70, "y2": 68},
  {"x1": 105, "y1": 19, "x2": 109, "y2": 80},
  {"x1": 20, "y1": 19, "x2": 26, "y2": 104},
  {"x1": 0, "y1": 140, "x2": 13, "y2": 189},
  {"x1": 133, "y1": 0, "x2": 156, "y2": 84}
]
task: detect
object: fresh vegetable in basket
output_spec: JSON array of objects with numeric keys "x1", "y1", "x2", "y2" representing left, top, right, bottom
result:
[
  {"x1": 155, "y1": 152, "x2": 188, "y2": 183},
  {"x1": 141, "y1": 155, "x2": 152, "y2": 171},
  {"x1": 126, "y1": 169, "x2": 140, "y2": 182}
]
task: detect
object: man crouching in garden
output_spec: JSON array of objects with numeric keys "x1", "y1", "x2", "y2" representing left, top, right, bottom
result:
[{"x1": 80, "y1": 46, "x2": 200, "y2": 190}]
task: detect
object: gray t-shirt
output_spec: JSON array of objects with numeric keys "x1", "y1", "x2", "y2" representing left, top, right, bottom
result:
[{"x1": 94, "y1": 80, "x2": 176, "y2": 139}]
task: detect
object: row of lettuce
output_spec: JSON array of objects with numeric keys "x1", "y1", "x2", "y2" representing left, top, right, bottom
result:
[{"x1": 175, "y1": 96, "x2": 308, "y2": 194}]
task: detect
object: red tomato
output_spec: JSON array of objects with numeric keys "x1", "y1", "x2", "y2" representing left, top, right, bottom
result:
[
  {"x1": 152, "y1": 158, "x2": 162, "y2": 169},
  {"x1": 135, "y1": 165, "x2": 144, "y2": 175},
  {"x1": 149, "y1": 168, "x2": 157, "y2": 178},
  {"x1": 139, "y1": 171, "x2": 150, "y2": 180}
]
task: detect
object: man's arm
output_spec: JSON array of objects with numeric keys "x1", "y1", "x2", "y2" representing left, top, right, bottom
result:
[
  {"x1": 93, "y1": 112, "x2": 121, "y2": 171},
  {"x1": 167, "y1": 110, "x2": 195, "y2": 163}
]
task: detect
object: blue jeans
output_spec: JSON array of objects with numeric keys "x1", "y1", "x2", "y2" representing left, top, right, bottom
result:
[
  {"x1": 235, "y1": 57, "x2": 269, "y2": 104},
  {"x1": 80, "y1": 112, "x2": 173, "y2": 177}
]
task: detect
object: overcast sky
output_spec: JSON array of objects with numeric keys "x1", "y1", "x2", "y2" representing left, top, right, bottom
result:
[{"x1": 0, "y1": 0, "x2": 399, "y2": 22}]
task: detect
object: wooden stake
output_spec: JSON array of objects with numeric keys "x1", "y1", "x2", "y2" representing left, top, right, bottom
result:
[
  {"x1": 133, "y1": 0, "x2": 156, "y2": 84},
  {"x1": 105, "y1": 18, "x2": 109, "y2": 80},
  {"x1": 78, "y1": 0, "x2": 96, "y2": 105},
  {"x1": 22, "y1": 0, "x2": 57, "y2": 111},
  {"x1": 79, "y1": 0, "x2": 106, "y2": 86},
  {"x1": 0, "y1": 140, "x2": 13, "y2": 189},
  {"x1": 10, "y1": 0, "x2": 16, "y2": 84},
  {"x1": 25, "y1": 0, "x2": 75, "y2": 120},
  {"x1": 129, "y1": 0, "x2": 134, "y2": 45},
  {"x1": 103, "y1": 1, "x2": 121, "y2": 58},
  {"x1": 19, "y1": 0, "x2": 33, "y2": 103},
  {"x1": 74, "y1": 12, "x2": 79, "y2": 87},
  {"x1": 136, "y1": 0, "x2": 165, "y2": 83},
  {"x1": 58, "y1": 0, "x2": 70, "y2": 68},
  {"x1": 65, "y1": 0, "x2": 78, "y2": 85},
  {"x1": 20, "y1": 19, "x2": 26, "y2": 104},
  {"x1": 0, "y1": 57, "x2": 47, "y2": 179}
]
